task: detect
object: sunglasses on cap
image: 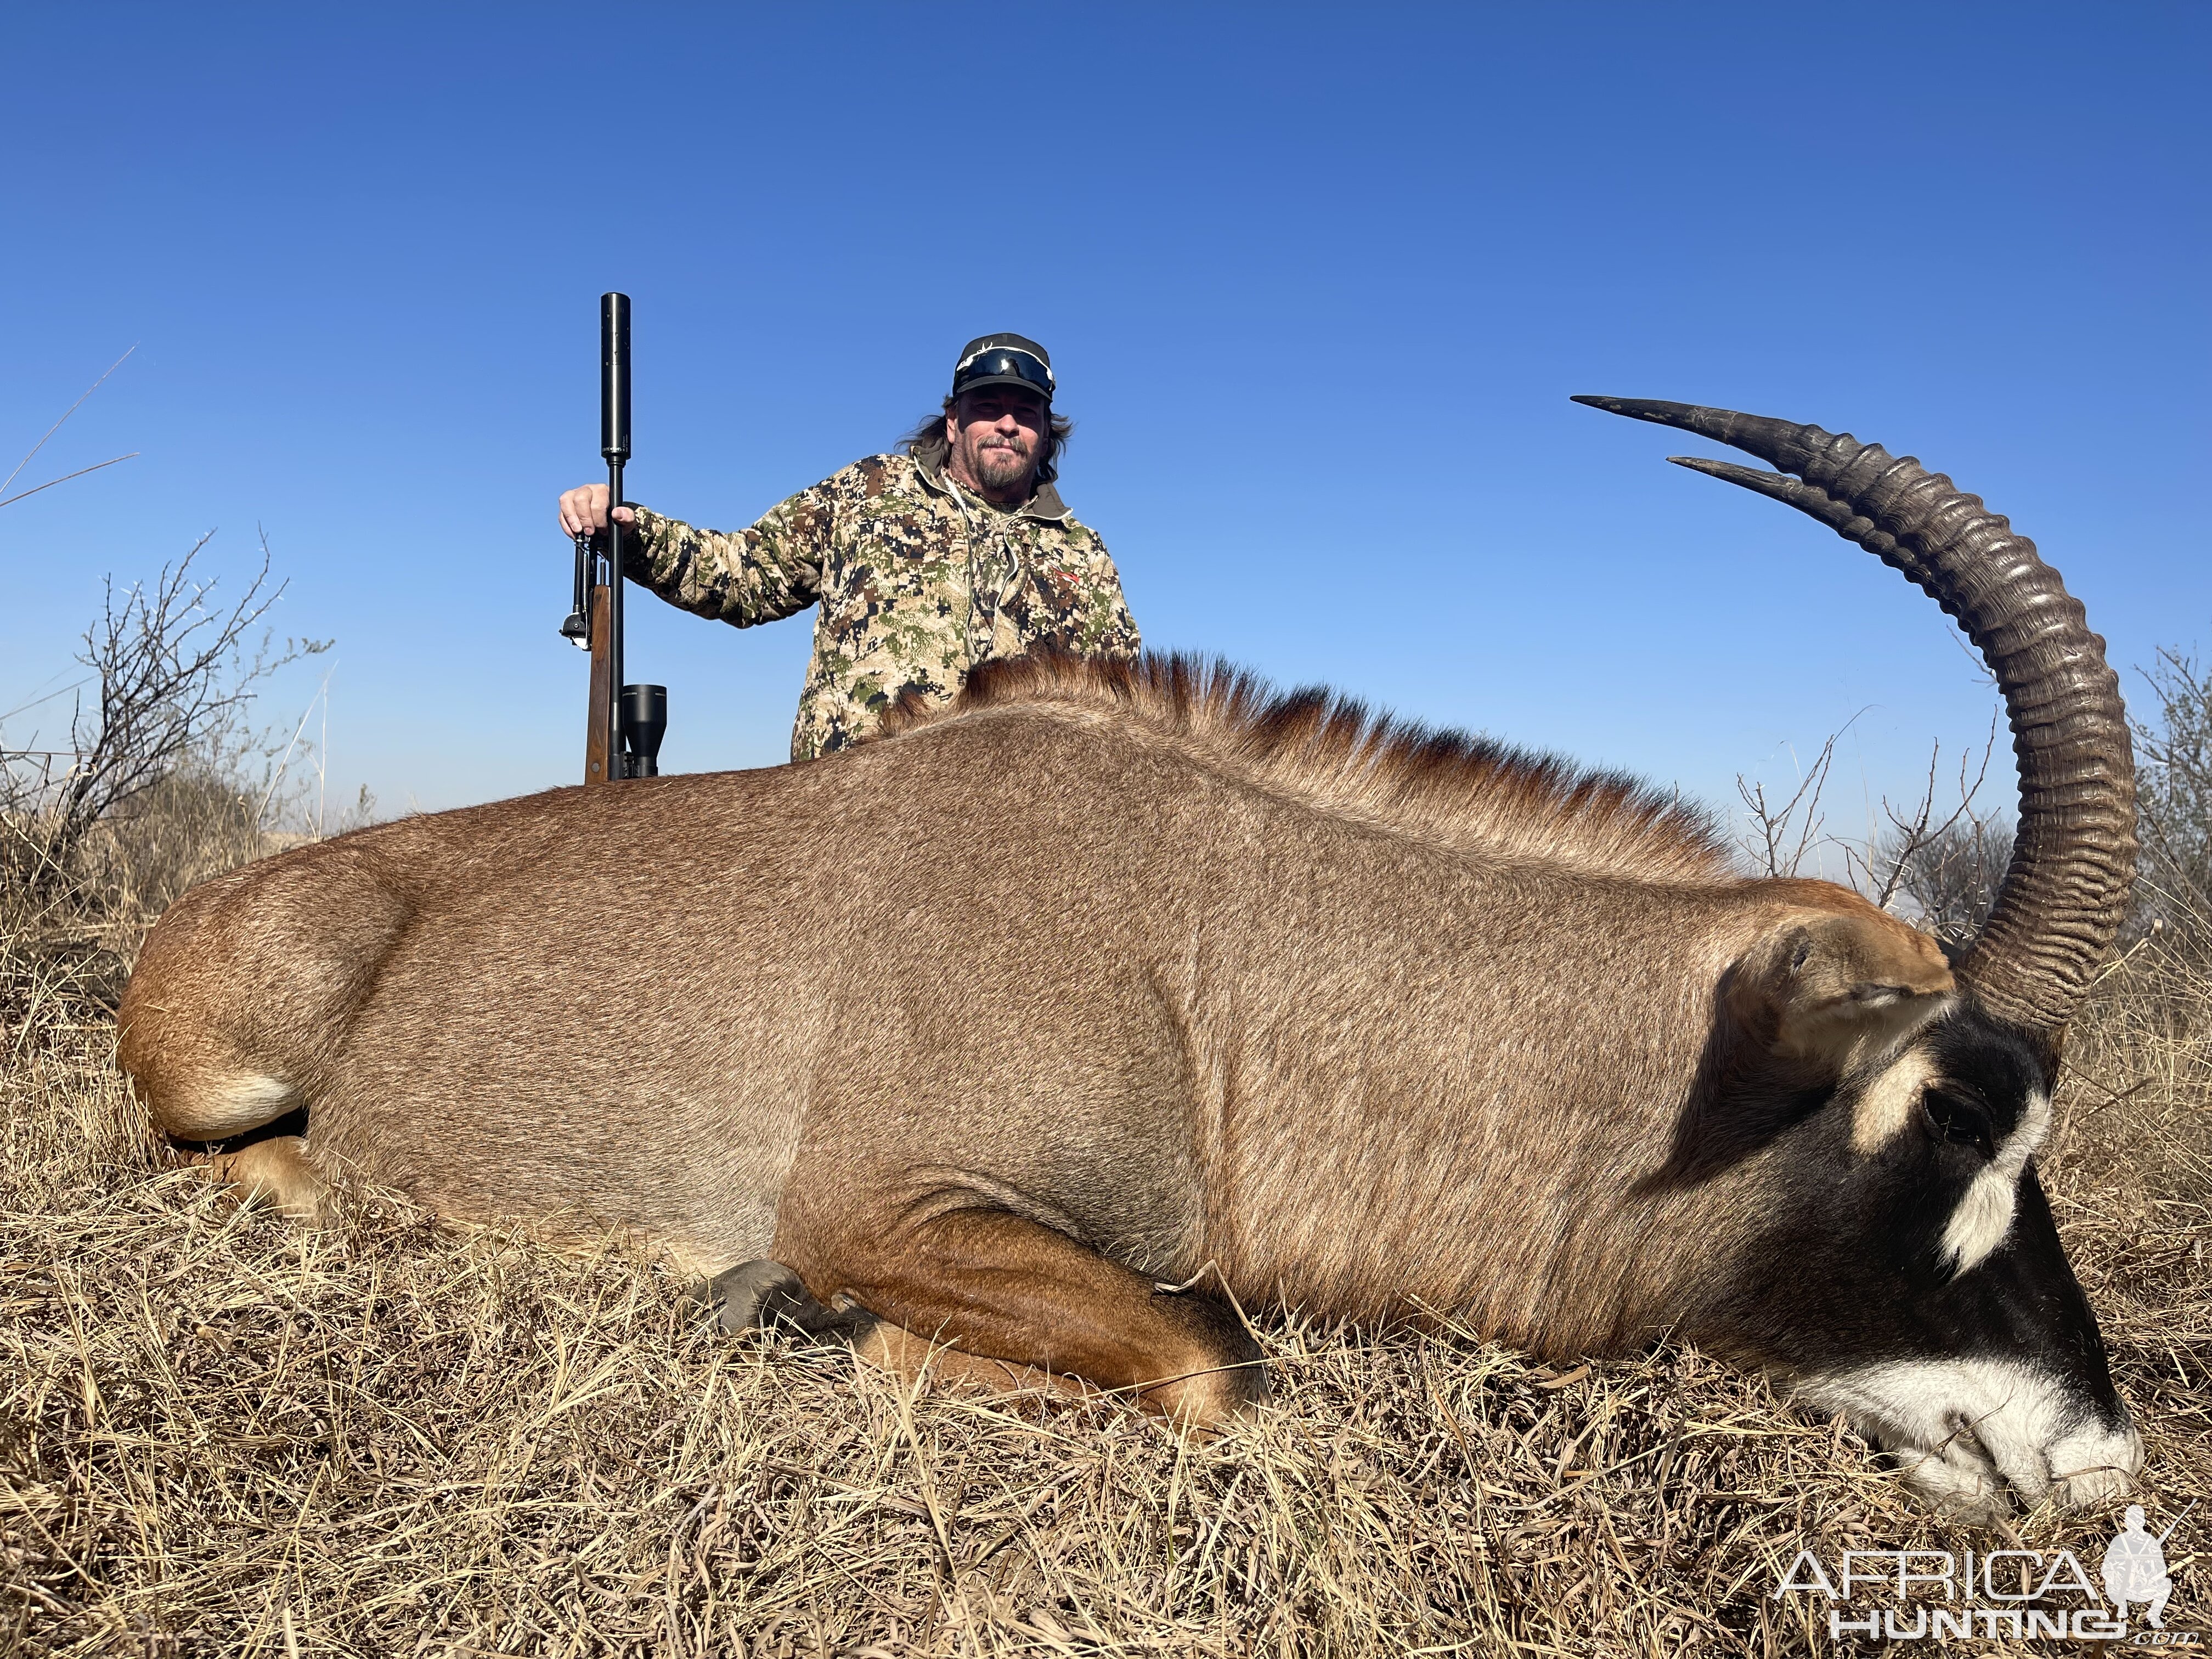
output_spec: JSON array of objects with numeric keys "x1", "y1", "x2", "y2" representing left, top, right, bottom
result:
[{"x1": 951, "y1": 347, "x2": 1056, "y2": 400}]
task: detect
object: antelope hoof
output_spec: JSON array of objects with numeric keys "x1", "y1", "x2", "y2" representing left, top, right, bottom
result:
[
  {"x1": 1141, "y1": 1297, "x2": 1273, "y2": 1428},
  {"x1": 208, "y1": 1136, "x2": 333, "y2": 1226},
  {"x1": 696, "y1": 1259, "x2": 809, "y2": 1334},
  {"x1": 695, "y1": 1259, "x2": 879, "y2": 1343},
  {"x1": 1144, "y1": 1358, "x2": 1272, "y2": 1430}
]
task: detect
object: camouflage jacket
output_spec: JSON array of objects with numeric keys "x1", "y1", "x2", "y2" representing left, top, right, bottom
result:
[{"x1": 626, "y1": 453, "x2": 1140, "y2": 761}]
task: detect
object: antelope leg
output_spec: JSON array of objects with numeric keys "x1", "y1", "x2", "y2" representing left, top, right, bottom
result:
[
  {"x1": 205, "y1": 1136, "x2": 332, "y2": 1226},
  {"x1": 795, "y1": 1209, "x2": 1270, "y2": 1426}
]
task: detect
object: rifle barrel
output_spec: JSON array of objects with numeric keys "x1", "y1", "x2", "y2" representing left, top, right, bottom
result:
[{"x1": 602, "y1": 293, "x2": 630, "y2": 775}]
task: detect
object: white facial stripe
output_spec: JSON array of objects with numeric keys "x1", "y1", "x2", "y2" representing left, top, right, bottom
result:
[
  {"x1": 1796, "y1": 1356, "x2": 2137, "y2": 1520},
  {"x1": 1852, "y1": 1048, "x2": 1937, "y2": 1152},
  {"x1": 1851, "y1": 1047, "x2": 2051, "y2": 1277},
  {"x1": 1940, "y1": 1087, "x2": 2051, "y2": 1274}
]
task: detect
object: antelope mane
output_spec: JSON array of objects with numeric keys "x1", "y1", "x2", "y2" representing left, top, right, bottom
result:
[{"x1": 883, "y1": 651, "x2": 1734, "y2": 883}]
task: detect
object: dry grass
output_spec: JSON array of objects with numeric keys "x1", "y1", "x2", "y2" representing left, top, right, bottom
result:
[{"x1": 2, "y1": 828, "x2": 2207, "y2": 1656}]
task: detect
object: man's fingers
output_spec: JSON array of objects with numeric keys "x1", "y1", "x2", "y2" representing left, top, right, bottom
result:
[{"x1": 556, "y1": 484, "x2": 613, "y2": 538}]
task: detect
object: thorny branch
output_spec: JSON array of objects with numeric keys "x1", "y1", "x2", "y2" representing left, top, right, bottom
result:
[
  {"x1": 2134, "y1": 646, "x2": 2212, "y2": 931},
  {"x1": 1734, "y1": 725, "x2": 1850, "y2": 881},
  {"x1": 1733, "y1": 713, "x2": 2008, "y2": 943},
  {"x1": 1852, "y1": 716, "x2": 2004, "y2": 936},
  {"x1": 1, "y1": 532, "x2": 330, "y2": 885},
  {"x1": 0, "y1": 347, "x2": 140, "y2": 511}
]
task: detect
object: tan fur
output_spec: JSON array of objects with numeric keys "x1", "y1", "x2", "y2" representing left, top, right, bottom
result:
[
  {"x1": 849, "y1": 1324, "x2": 1100, "y2": 1405},
  {"x1": 883, "y1": 654, "x2": 1734, "y2": 882},
  {"x1": 120, "y1": 651, "x2": 1970, "y2": 1419},
  {"x1": 202, "y1": 1137, "x2": 333, "y2": 1224},
  {"x1": 1724, "y1": 901, "x2": 1955, "y2": 1072}
]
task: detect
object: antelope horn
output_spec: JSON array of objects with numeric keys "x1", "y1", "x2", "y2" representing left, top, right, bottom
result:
[{"x1": 1572, "y1": 395, "x2": 2136, "y2": 1047}]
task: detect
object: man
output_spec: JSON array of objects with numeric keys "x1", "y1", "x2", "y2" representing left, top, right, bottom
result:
[{"x1": 556, "y1": 333, "x2": 1139, "y2": 761}]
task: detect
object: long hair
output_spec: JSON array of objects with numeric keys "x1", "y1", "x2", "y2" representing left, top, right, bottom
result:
[{"x1": 901, "y1": 398, "x2": 1074, "y2": 486}]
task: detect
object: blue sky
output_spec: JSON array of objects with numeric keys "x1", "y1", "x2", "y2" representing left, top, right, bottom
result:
[{"x1": 7, "y1": 4, "x2": 2206, "y2": 853}]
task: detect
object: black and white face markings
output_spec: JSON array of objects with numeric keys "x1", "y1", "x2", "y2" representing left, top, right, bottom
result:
[
  {"x1": 1851, "y1": 1012, "x2": 2052, "y2": 1277},
  {"x1": 1707, "y1": 1005, "x2": 2138, "y2": 1517}
]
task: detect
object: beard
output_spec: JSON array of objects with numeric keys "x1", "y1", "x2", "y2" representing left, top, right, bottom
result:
[{"x1": 972, "y1": 437, "x2": 1034, "y2": 490}]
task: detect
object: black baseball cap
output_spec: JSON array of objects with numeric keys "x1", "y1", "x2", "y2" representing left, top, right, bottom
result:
[{"x1": 950, "y1": 334, "x2": 1055, "y2": 405}]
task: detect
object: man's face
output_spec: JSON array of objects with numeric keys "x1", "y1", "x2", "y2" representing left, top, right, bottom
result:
[{"x1": 946, "y1": 386, "x2": 1049, "y2": 497}]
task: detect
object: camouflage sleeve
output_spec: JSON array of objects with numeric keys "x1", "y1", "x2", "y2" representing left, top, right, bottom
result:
[
  {"x1": 622, "y1": 482, "x2": 831, "y2": 629},
  {"x1": 1076, "y1": 529, "x2": 1142, "y2": 660}
]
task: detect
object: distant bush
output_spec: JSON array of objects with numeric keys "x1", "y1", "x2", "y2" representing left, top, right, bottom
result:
[
  {"x1": 2134, "y1": 647, "x2": 2212, "y2": 956},
  {"x1": 0, "y1": 537, "x2": 354, "y2": 1046},
  {"x1": 1, "y1": 535, "x2": 328, "y2": 896},
  {"x1": 1736, "y1": 642, "x2": 2212, "y2": 969},
  {"x1": 1881, "y1": 814, "x2": 2012, "y2": 949}
]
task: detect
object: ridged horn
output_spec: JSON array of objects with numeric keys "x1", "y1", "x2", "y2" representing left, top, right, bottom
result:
[{"x1": 1572, "y1": 395, "x2": 2136, "y2": 1045}]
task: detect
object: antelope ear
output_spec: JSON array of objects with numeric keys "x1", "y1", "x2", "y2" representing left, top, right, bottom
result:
[{"x1": 1726, "y1": 909, "x2": 1955, "y2": 1068}]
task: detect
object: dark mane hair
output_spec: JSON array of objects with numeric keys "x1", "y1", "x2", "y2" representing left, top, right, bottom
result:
[
  {"x1": 901, "y1": 398, "x2": 1075, "y2": 485},
  {"x1": 882, "y1": 650, "x2": 1733, "y2": 882}
]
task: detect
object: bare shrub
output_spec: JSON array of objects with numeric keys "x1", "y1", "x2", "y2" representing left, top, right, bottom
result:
[
  {"x1": 0, "y1": 771, "x2": 268, "y2": 1043},
  {"x1": 1734, "y1": 730, "x2": 1845, "y2": 879},
  {"x1": 2135, "y1": 647, "x2": 2212, "y2": 954},
  {"x1": 1, "y1": 535, "x2": 329, "y2": 896},
  {"x1": 0, "y1": 539, "x2": 347, "y2": 1052},
  {"x1": 1732, "y1": 718, "x2": 2007, "y2": 949},
  {"x1": 1739, "y1": 648, "x2": 2212, "y2": 963},
  {"x1": 1878, "y1": 813, "x2": 2012, "y2": 948}
]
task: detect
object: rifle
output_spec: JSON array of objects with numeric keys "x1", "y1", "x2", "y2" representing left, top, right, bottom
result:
[{"x1": 560, "y1": 291, "x2": 668, "y2": 783}]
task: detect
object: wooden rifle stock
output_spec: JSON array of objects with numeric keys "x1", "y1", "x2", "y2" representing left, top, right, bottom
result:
[{"x1": 584, "y1": 582, "x2": 614, "y2": 784}]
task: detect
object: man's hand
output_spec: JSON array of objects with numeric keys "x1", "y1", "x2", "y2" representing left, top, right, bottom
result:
[{"x1": 557, "y1": 483, "x2": 639, "y2": 539}]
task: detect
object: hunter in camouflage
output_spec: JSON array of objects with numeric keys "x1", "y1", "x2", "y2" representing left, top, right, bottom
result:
[
  {"x1": 624, "y1": 449, "x2": 1137, "y2": 760},
  {"x1": 558, "y1": 334, "x2": 1139, "y2": 762}
]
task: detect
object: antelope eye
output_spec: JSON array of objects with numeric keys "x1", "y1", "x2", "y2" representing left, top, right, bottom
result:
[{"x1": 1922, "y1": 1087, "x2": 1996, "y2": 1159}]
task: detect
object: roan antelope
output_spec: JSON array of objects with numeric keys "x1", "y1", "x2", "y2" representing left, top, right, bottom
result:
[{"x1": 119, "y1": 398, "x2": 2142, "y2": 1516}]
